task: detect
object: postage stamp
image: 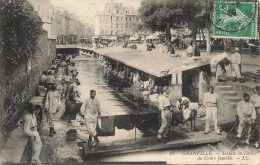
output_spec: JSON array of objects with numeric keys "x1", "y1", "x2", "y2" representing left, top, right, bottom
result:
[{"x1": 213, "y1": 1, "x2": 258, "y2": 39}]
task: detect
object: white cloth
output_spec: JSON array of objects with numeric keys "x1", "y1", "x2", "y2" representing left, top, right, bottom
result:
[
  {"x1": 250, "y1": 94, "x2": 260, "y2": 107},
  {"x1": 186, "y1": 45, "x2": 193, "y2": 54},
  {"x1": 171, "y1": 69, "x2": 182, "y2": 84},
  {"x1": 205, "y1": 107, "x2": 220, "y2": 133},
  {"x1": 143, "y1": 81, "x2": 149, "y2": 89},
  {"x1": 183, "y1": 109, "x2": 192, "y2": 120}
]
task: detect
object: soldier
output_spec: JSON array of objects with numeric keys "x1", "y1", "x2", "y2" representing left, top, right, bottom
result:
[
  {"x1": 45, "y1": 84, "x2": 61, "y2": 137},
  {"x1": 24, "y1": 103, "x2": 42, "y2": 164},
  {"x1": 80, "y1": 90, "x2": 101, "y2": 147},
  {"x1": 237, "y1": 93, "x2": 256, "y2": 145},
  {"x1": 203, "y1": 86, "x2": 221, "y2": 135},
  {"x1": 157, "y1": 86, "x2": 172, "y2": 142}
]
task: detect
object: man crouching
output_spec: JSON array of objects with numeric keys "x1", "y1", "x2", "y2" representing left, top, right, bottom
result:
[{"x1": 236, "y1": 93, "x2": 256, "y2": 145}]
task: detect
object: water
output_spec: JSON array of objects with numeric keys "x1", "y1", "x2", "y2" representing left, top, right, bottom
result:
[
  {"x1": 74, "y1": 56, "x2": 160, "y2": 142},
  {"x1": 72, "y1": 55, "x2": 210, "y2": 163}
]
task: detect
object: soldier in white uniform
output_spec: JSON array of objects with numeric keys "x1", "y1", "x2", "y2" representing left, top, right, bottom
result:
[
  {"x1": 230, "y1": 47, "x2": 242, "y2": 82},
  {"x1": 236, "y1": 93, "x2": 256, "y2": 144},
  {"x1": 203, "y1": 86, "x2": 221, "y2": 134},
  {"x1": 80, "y1": 90, "x2": 101, "y2": 146},
  {"x1": 250, "y1": 86, "x2": 260, "y2": 148},
  {"x1": 45, "y1": 84, "x2": 61, "y2": 137},
  {"x1": 157, "y1": 86, "x2": 172, "y2": 142},
  {"x1": 24, "y1": 103, "x2": 42, "y2": 164}
]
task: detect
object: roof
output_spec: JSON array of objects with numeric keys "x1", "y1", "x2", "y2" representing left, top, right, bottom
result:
[{"x1": 95, "y1": 47, "x2": 211, "y2": 77}]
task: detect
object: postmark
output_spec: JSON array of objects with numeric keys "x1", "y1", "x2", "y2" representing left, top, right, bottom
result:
[{"x1": 213, "y1": 1, "x2": 258, "y2": 39}]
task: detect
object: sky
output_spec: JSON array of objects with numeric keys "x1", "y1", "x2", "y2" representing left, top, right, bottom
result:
[{"x1": 50, "y1": 0, "x2": 142, "y2": 26}]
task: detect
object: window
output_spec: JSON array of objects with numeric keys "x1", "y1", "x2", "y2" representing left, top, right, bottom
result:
[
  {"x1": 111, "y1": 30, "x2": 113, "y2": 35},
  {"x1": 116, "y1": 24, "x2": 118, "y2": 28},
  {"x1": 126, "y1": 23, "x2": 128, "y2": 28},
  {"x1": 116, "y1": 9, "x2": 119, "y2": 14},
  {"x1": 130, "y1": 24, "x2": 131, "y2": 28},
  {"x1": 126, "y1": 17, "x2": 127, "y2": 21},
  {"x1": 117, "y1": 17, "x2": 118, "y2": 21},
  {"x1": 126, "y1": 10, "x2": 127, "y2": 14},
  {"x1": 130, "y1": 17, "x2": 131, "y2": 21},
  {"x1": 111, "y1": 16, "x2": 112, "y2": 21},
  {"x1": 109, "y1": 10, "x2": 110, "y2": 13}
]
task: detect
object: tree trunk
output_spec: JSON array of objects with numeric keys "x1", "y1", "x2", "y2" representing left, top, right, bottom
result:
[
  {"x1": 223, "y1": 39, "x2": 227, "y2": 52},
  {"x1": 192, "y1": 27, "x2": 197, "y2": 56},
  {"x1": 205, "y1": 0, "x2": 211, "y2": 54},
  {"x1": 166, "y1": 23, "x2": 171, "y2": 44},
  {"x1": 205, "y1": 28, "x2": 211, "y2": 53}
]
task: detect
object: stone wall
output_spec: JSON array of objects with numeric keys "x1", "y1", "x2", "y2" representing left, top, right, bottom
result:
[{"x1": 0, "y1": 32, "x2": 56, "y2": 147}]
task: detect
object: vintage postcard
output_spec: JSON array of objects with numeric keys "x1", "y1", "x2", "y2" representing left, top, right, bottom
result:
[{"x1": 0, "y1": 0, "x2": 259, "y2": 164}]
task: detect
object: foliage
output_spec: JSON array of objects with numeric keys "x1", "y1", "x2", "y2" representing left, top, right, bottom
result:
[
  {"x1": 138, "y1": 0, "x2": 205, "y2": 41},
  {"x1": 0, "y1": 0, "x2": 42, "y2": 72}
]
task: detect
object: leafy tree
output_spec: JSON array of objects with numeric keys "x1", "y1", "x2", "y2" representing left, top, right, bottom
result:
[
  {"x1": 139, "y1": 0, "x2": 204, "y2": 43},
  {"x1": 0, "y1": 0, "x2": 42, "y2": 72}
]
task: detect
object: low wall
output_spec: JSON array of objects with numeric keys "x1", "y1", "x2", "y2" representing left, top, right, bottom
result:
[{"x1": 0, "y1": 33, "x2": 56, "y2": 147}]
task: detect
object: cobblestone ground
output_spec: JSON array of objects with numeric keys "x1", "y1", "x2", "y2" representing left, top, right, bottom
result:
[{"x1": 39, "y1": 68, "x2": 83, "y2": 163}]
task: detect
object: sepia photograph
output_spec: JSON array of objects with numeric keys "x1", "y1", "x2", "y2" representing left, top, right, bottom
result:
[{"x1": 0, "y1": 0, "x2": 260, "y2": 164}]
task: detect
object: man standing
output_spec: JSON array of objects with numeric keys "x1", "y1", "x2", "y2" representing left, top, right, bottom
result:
[
  {"x1": 45, "y1": 71, "x2": 56, "y2": 90},
  {"x1": 203, "y1": 86, "x2": 221, "y2": 135},
  {"x1": 237, "y1": 93, "x2": 256, "y2": 144},
  {"x1": 230, "y1": 47, "x2": 242, "y2": 82},
  {"x1": 24, "y1": 103, "x2": 42, "y2": 164},
  {"x1": 157, "y1": 86, "x2": 172, "y2": 142},
  {"x1": 250, "y1": 86, "x2": 260, "y2": 148},
  {"x1": 80, "y1": 90, "x2": 101, "y2": 147},
  {"x1": 45, "y1": 84, "x2": 61, "y2": 137}
]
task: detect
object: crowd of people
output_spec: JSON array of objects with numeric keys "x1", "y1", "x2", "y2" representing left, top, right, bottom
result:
[{"x1": 22, "y1": 46, "x2": 260, "y2": 163}]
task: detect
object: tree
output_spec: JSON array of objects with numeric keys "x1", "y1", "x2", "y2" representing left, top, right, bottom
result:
[
  {"x1": 138, "y1": 0, "x2": 204, "y2": 44},
  {"x1": 0, "y1": 0, "x2": 42, "y2": 72}
]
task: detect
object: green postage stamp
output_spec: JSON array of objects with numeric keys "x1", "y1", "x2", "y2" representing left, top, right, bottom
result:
[{"x1": 214, "y1": 1, "x2": 258, "y2": 39}]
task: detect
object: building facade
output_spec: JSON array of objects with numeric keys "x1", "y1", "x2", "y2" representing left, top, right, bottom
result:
[
  {"x1": 28, "y1": 0, "x2": 53, "y2": 38},
  {"x1": 95, "y1": 0, "x2": 138, "y2": 36},
  {"x1": 28, "y1": 0, "x2": 89, "y2": 43}
]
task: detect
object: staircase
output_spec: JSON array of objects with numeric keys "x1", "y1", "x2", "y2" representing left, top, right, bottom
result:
[{"x1": 210, "y1": 81, "x2": 241, "y2": 124}]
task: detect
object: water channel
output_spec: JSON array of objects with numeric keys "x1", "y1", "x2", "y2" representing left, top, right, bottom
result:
[
  {"x1": 74, "y1": 56, "x2": 160, "y2": 143},
  {"x1": 72, "y1": 55, "x2": 208, "y2": 163}
]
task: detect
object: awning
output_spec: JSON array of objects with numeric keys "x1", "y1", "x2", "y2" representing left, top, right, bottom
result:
[{"x1": 95, "y1": 48, "x2": 211, "y2": 77}]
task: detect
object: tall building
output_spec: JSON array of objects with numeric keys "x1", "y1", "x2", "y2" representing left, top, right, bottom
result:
[
  {"x1": 95, "y1": 0, "x2": 138, "y2": 36},
  {"x1": 28, "y1": 0, "x2": 55, "y2": 38}
]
